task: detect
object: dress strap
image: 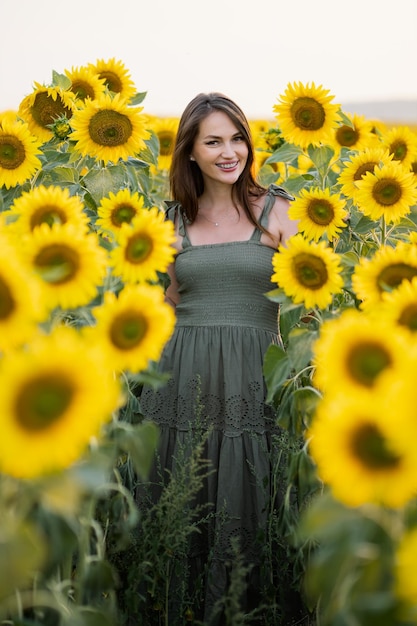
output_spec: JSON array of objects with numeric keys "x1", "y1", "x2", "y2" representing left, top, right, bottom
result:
[
  {"x1": 164, "y1": 200, "x2": 192, "y2": 247},
  {"x1": 251, "y1": 184, "x2": 295, "y2": 241}
]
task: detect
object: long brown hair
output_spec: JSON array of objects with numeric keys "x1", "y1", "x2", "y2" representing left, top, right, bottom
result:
[{"x1": 170, "y1": 92, "x2": 266, "y2": 226}]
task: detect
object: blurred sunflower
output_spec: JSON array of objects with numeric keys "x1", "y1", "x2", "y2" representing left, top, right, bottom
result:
[
  {"x1": 21, "y1": 222, "x2": 108, "y2": 310},
  {"x1": 289, "y1": 187, "x2": 348, "y2": 242},
  {"x1": 147, "y1": 115, "x2": 179, "y2": 171},
  {"x1": 0, "y1": 116, "x2": 42, "y2": 189},
  {"x1": 352, "y1": 242, "x2": 417, "y2": 311},
  {"x1": 18, "y1": 83, "x2": 76, "y2": 143},
  {"x1": 0, "y1": 241, "x2": 46, "y2": 351},
  {"x1": 376, "y1": 276, "x2": 417, "y2": 335},
  {"x1": 8, "y1": 185, "x2": 89, "y2": 235},
  {"x1": 273, "y1": 81, "x2": 341, "y2": 149},
  {"x1": 329, "y1": 113, "x2": 375, "y2": 156},
  {"x1": 271, "y1": 234, "x2": 344, "y2": 309},
  {"x1": 312, "y1": 308, "x2": 408, "y2": 393},
  {"x1": 307, "y1": 392, "x2": 417, "y2": 508},
  {"x1": 64, "y1": 65, "x2": 106, "y2": 103},
  {"x1": 0, "y1": 325, "x2": 122, "y2": 478},
  {"x1": 96, "y1": 188, "x2": 147, "y2": 237},
  {"x1": 110, "y1": 207, "x2": 176, "y2": 283},
  {"x1": 337, "y1": 146, "x2": 393, "y2": 201},
  {"x1": 88, "y1": 57, "x2": 137, "y2": 101},
  {"x1": 381, "y1": 125, "x2": 417, "y2": 170},
  {"x1": 70, "y1": 93, "x2": 150, "y2": 164},
  {"x1": 87, "y1": 284, "x2": 175, "y2": 373},
  {"x1": 355, "y1": 160, "x2": 417, "y2": 224},
  {"x1": 395, "y1": 527, "x2": 417, "y2": 615}
]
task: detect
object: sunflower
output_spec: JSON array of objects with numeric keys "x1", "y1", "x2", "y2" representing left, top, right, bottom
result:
[
  {"x1": 273, "y1": 81, "x2": 341, "y2": 149},
  {"x1": 395, "y1": 527, "x2": 417, "y2": 612},
  {"x1": 381, "y1": 125, "x2": 417, "y2": 170},
  {"x1": 307, "y1": 392, "x2": 417, "y2": 508},
  {"x1": 271, "y1": 234, "x2": 344, "y2": 309},
  {"x1": 249, "y1": 119, "x2": 281, "y2": 152},
  {"x1": 0, "y1": 116, "x2": 42, "y2": 189},
  {"x1": 88, "y1": 58, "x2": 137, "y2": 102},
  {"x1": 147, "y1": 115, "x2": 179, "y2": 171},
  {"x1": 18, "y1": 83, "x2": 76, "y2": 143},
  {"x1": 64, "y1": 65, "x2": 106, "y2": 102},
  {"x1": 8, "y1": 185, "x2": 89, "y2": 235},
  {"x1": 70, "y1": 93, "x2": 150, "y2": 164},
  {"x1": 312, "y1": 308, "x2": 409, "y2": 393},
  {"x1": 110, "y1": 207, "x2": 176, "y2": 283},
  {"x1": 329, "y1": 113, "x2": 375, "y2": 156},
  {"x1": 96, "y1": 188, "x2": 147, "y2": 237},
  {"x1": 289, "y1": 187, "x2": 348, "y2": 242},
  {"x1": 337, "y1": 146, "x2": 393, "y2": 201},
  {"x1": 87, "y1": 284, "x2": 175, "y2": 373},
  {"x1": 376, "y1": 276, "x2": 417, "y2": 335},
  {"x1": 21, "y1": 222, "x2": 108, "y2": 310},
  {"x1": 352, "y1": 242, "x2": 417, "y2": 311},
  {"x1": 0, "y1": 325, "x2": 122, "y2": 478},
  {"x1": 355, "y1": 160, "x2": 417, "y2": 224},
  {"x1": 0, "y1": 241, "x2": 46, "y2": 351}
]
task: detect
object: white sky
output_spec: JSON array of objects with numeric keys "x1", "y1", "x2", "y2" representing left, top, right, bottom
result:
[{"x1": 1, "y1": 0, "x2": 417, "y2": 119}]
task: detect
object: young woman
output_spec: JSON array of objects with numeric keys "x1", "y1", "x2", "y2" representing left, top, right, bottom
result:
[{"x1": 136, "y1": 93, "x2": 304, "y2": 625}]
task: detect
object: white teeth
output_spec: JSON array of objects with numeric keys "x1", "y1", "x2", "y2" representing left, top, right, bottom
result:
[{"x1": 218, "y1": 162, "x2": 237, "y2": 169}]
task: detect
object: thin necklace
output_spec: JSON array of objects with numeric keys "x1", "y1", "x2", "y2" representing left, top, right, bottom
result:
[{"x1": 199, "y1": 208, "x2": 239, "y2": 227}]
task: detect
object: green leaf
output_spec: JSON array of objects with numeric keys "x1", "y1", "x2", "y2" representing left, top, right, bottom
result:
[
  {"x1": 83, "y1": 166, "x2": 127, "y2": 205},
  {"x1": 263, "y1": 344, "x2": 291, "y2": 404},
  {"x1": 52, "y1": 70, "x2": 72, "y2": 90},
  {"x1": 307, "y1": 144, "x2": 335, "y2": 176},
  {"x1": 265, "y1": 142, "x2": 304, "y2": 166},
  {"x1": 287, "y1": 327, "x2": 317, "y2": 371},
  {"x1": 114, "y1": 421, "x2": 159, "y2": 479}
]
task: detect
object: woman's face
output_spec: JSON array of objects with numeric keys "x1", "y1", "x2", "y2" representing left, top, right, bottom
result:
[{"x1": 190, "y1": 111, "x2": 249, "y2": 186}]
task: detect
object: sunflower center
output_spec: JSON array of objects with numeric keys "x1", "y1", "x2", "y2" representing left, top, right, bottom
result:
[
  {"x1": 112, "y1": 204, "x2": 137, "y2": 227},
  {"x1": 31, "y1": 92, "x2": 73, "y2": 130},
  {"x1": 398, "y1": 304, "x2": 417, "y2": 331},
  {"x1": 0, "y1": 277, "x2": 15, "y2": 319},
  {"x1": 335, "y1": 125, "x2": 359, "y2": 148},
  {"x1": 347, "y1": 342, "x2": 392, "y2": 387},
  {"x1": 0, "y1": 134, "x2": 26, "y2": 170},
  {"x1": 292, "y1": 253, "x2": 328, "y2": 289},
  {"x1": 290, "y1": 97, "x2": 325, "y2": 131},
  {"x1": 125, "y1": 233, "x2": 153, "y2": 264},
  {"x1": 377, "y1": 264, "x2": 417, "y2": 293},
  {"x1": 71, "y1": 80, "x2": 95, "y2": 102},
  {"x1": 34, "y1": 244, "x2": 79, "y2": 284},
  {"x1": 307, "y1": 199, "x2": 335, "y2": 226},
  {"x1": 390, "y1": 139, "x2": 407, "y2": 162},
  {"x1": 98, "y1": 71, "x2": 122, "y2": 94},
  {"x1": 351, "y1": 423, "x2": 400, "y2": 469},
  {"x1": 158, "y1": 131, "x2": 175, "y2": 156},
  {"x1": 88, "y1": 110, "x2": 133, "y2": 147},
  {"x1": 372, "y1": 178, "x2": 402, "y2": 206},
  {"x1": 353, "y1": 162, "x2": 378, "y2": 181},
  {"x1": 30, "y1": 206, "x2": 68, "y2": 229},
  {"x1": 15, "y1": 374, "x2": 74, "y2": 431},
  {"x1": 110, "y1": 311, "x2": 147, "y2": 350}
]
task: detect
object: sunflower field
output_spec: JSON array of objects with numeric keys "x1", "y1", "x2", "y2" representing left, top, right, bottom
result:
[{"x1": 1, "y1": 58, "x2": 417, "y2": 626}]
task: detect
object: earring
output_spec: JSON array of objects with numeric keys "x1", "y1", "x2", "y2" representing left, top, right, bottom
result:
[{"x1": 189, "y1": 156, "x2": 195, "y2": 161}]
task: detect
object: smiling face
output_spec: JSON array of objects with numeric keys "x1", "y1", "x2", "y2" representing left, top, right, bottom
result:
[{"x1": 190, "y1": 111, "x2": 249, "y2": 186}]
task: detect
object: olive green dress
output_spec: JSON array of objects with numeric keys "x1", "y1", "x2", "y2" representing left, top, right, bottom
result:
[{"x1": 138, "y1": 184, "x2": 296, "y2": 623}]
